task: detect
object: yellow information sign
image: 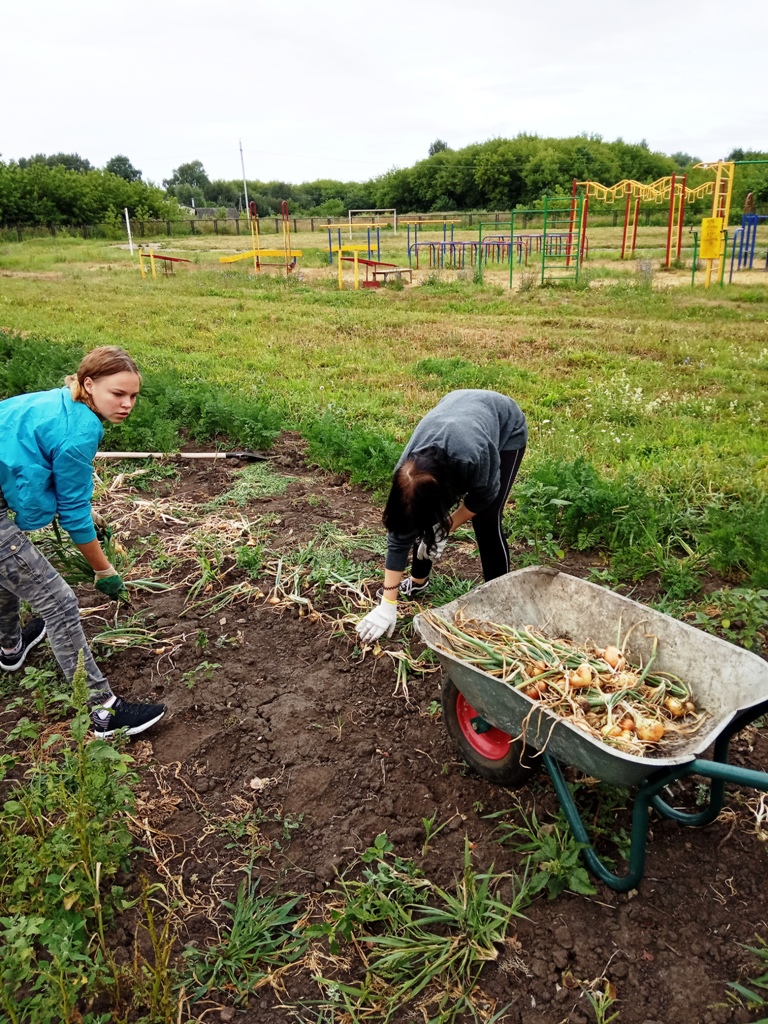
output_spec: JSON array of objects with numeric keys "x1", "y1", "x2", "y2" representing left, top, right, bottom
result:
[{"x1": 700, "y1": 217, "x2": 723, "y2": 259}]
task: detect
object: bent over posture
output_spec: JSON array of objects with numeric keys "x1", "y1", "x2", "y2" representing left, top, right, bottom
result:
[
  {"x1": 357, "y1": 389, "x2": 527, "y2": 644},
  {"x1": 0, "y1": 346, "x2": 166, "y2": 737}
]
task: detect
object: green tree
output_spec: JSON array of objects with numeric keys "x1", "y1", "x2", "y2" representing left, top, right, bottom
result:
[
  {"x1": 105, "y1": 154, "x2": 142, "y2": 181},
  {"x1": 163, "y1": 160, "x2": 212, "y2": 200},
  {"x1": 18, "y1": 152, "x2": 93, "y2": 173},
  {"x1": 428, "y1": 139, "x2": 449, "y2": 157}
]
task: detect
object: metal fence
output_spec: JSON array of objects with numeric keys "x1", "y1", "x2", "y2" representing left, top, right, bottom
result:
[{"x1": 0, "y1": 207, "x2": 719, "y2": 243}]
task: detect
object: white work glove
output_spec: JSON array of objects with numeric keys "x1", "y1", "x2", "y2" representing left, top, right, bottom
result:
[
  {"x1": 416, "y1": 524, "x2": 450, "y2": 562},
  {"x1": 356, "y1": 599, "x2": 398, "y2": 644}
]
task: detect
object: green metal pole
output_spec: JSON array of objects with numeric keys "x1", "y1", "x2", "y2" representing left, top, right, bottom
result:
[
  {"x1": 691, "y1": 232, "x2": 698, "y2": 287},
  {"x1": 541, "y1": 197, "x2": 548, "y2": 285},
  {"x1": 509, "y1": 214, "x2": 515, "y2": 290}
]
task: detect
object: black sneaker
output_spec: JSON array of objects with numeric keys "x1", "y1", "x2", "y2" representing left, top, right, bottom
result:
[
  {"x1": 0, "y1": 618, "x2": 47, "y2": 672},
  {"x1": 92, "y1": 696, "x2": 167, "y2": 739},
  {"x1": 376, "y1": 577, "x2": 430, "y2": 602}
]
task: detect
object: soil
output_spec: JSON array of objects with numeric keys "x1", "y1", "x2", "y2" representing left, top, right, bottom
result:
[{"x1": 9, "y1": 436, "x2": 768, "y2": 1024}]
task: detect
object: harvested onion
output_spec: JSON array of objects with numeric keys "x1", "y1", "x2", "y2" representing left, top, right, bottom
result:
[
  {"x1": 636, "y1": 720, "x2": 665, "y2": 742},
  {"x1": 664, "y1": 696, "x2": 686, "y2": 718},
  {"x1": 602, "y1": 645, "x2": 623, "y2": 669}
]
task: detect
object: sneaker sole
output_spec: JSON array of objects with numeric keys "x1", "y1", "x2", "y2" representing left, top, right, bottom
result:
[
  {"x1": 92, "y1": 707, "x2": 167, "y2": 739},
  {"x1": 0, "y1": 624, "x2": 48, "y2": 672}
]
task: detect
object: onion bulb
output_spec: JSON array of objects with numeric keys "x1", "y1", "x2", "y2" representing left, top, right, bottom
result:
[
  {"x1": 601, "y1": 723, "x2": 623, "y2": 738},
  {"x1": 664, "y1": 696, "x2": 686, "y2": 718},
  {"x1": 602, "y1": 645, "x2": 623, "y2": 669},
  {"x1": 636, "y1": 720, "x2": 665, "y2": 742}
]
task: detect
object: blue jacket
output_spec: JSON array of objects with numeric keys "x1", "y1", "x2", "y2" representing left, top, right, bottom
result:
[{"x1": 0, "y1": 386, "x2": 103, "y2": 543}]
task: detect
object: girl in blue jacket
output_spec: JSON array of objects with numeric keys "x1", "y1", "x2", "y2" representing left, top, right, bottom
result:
[{"x1": 0, "y1": 346, "x2": 166, "y2": 738}]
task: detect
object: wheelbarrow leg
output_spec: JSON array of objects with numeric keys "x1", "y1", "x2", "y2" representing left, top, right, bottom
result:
[
  {"x1": 543, "y1": 754, "x2": 655, "y2": 892},
  {"x1": 651, "y1": 700, "x2": 768, "y2": 825}
]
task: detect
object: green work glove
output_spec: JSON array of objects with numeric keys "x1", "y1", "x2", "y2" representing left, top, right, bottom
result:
[
  {"x1": 94, "y1": 565, "x2": 129, "y2": 601},
  {"x1": 91, "y1": 510, "x2": 113, "y2": 543}
]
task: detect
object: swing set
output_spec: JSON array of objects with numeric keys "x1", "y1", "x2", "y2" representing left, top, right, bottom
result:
[{"x1": 218, "y1": 201, "x2": 302, "y2": 274}]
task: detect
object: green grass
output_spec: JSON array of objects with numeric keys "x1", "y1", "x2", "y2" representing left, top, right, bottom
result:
[{"x1": 2, "y1": 236, "x2": 767, "y2": 588}]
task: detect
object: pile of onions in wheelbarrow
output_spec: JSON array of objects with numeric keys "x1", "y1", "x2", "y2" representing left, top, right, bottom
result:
[{"x1": 422, "y1": 610, "x2": 708, "y2": 755}]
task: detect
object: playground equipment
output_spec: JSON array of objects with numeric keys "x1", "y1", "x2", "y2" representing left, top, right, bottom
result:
[
  {"x1": 347, "y1": 208, "x2": 396, "y2": 237},
  {"x1": 218, "y1": 201, "x2": 302, "y2": 274},
  {"x1": 327, "y1": 225, "x2": 382, "y2": 264},
  {"x1": 571, "y1": 161, "x2": 737, "y2": 285},
  {"x1": 139, "y1": 249, "x2": 192, "y2": 279},
  {"x1": 332, "y1": 244, "x2": 412, "y2": 290},
  {"x1": 732, "y1": 192, "x2": 768, "y2": 276}
]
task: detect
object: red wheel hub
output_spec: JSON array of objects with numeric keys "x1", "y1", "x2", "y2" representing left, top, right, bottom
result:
[{"x1": 455, "y1": 692, "x2": 512, "y2": 760}]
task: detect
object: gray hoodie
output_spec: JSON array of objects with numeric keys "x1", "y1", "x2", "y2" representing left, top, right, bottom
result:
[{"x1": 385, "y1": 390, "x2": 527, "y2": 570}]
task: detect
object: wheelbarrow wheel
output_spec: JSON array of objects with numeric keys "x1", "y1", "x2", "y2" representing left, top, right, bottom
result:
[{"x1": 441, "y1": 677, "x2": 536, "y2": 787}]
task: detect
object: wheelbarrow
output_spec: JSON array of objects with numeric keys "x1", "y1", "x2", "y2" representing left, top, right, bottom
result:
[{"x1": 414, "y1": 566, "x2": 768, "y2": 891}]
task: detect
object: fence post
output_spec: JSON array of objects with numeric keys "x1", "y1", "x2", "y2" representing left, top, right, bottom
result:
[
  {"x1": 17, "y1": 224, "x2": 22, "y2": 242},
  {"x1": 612, "y1": 211, "x2": 618, "y2": 227},
  {"x1": 140, "y1": 221, "x2": 145, "y2": 237},
  {"x1": 213, "y1": 219, "x2": 218, "y2": 235},
  {"x1": 190, "y1": 220, "x2": 196, "y2": 235},
  {"x1": 235, "y1": 218, "x2": 240, "y2": 235},
  {"x1": 293, "y1": 218, "x2": 298, "y2": 232},
  {"x1": 166, "y1": 220, "x2": 171, "y2": 236},
  {"x1": 469, "y1": 214, "x2": 473, "y2": 226},
  {"x1": 275, "y1": 218, "x2": 279, "y2": 232},
  {"x1": 310, "y1": 218, "x2": 314, "y2": 231}
]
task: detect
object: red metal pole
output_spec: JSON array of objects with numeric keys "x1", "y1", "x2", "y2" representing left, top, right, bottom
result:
[
  {"x1": 676, "y1": 173, "x2": 686, "y2": 260},
  {"x1": 665, "y1": 173, "x2": 676, "y2": 267},
  {"x1": 631, "y1": 199, "x2": 640, "y2": 255}
]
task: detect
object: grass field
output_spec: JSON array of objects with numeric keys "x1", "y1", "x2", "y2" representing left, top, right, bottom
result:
[{"x1": 2, "y1": 232, "x2": 768, "y2": 594}]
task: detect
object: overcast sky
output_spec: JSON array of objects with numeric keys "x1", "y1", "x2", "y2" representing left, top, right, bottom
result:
[{"x1": 2, "y1": 0, "x2": 765, "y2": 187}]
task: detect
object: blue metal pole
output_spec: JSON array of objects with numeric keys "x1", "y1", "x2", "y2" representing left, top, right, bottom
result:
[
  {"x1": 328, "y1": 227, "x2": 333, "y2": 265},
  {"x1": 377, "y1": 227, "x2": 381, "y2": 261}
]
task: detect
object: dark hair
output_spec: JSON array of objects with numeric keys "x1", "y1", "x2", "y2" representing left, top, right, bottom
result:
[{"x1": 383, "y1": 446, "x2": 461, "y2": 547}]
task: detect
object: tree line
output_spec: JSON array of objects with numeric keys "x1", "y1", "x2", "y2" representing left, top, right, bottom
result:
[{"x1": 2, "y1": 138, "x2": 766, "y2": 227}]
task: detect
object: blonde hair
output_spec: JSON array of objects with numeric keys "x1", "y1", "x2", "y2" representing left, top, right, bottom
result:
[{"x1": 66, "y1": 346, "x2": 140, "y2": 406}]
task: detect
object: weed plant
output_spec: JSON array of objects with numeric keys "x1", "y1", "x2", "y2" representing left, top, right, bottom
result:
[
  {"x1": 489, "y1": 801, "x2": 597, "y2": 899},
  {"x1": 307, "y1": 834, "x2": 528, "y2": 1022},
  {"x1": 0, "y1": 655, "x2": 139, "y2": 1023},
  {"x1": 205, "y1": 463, "x2": 296, "y2": 508},
  {"x1": 180, "y1": 873, "x2": 307, "y2": 1006}
]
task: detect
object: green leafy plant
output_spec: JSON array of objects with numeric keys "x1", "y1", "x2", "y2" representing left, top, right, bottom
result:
[
  {"x1": 308, "y1": 837, "x2": 527, "y2": 1022},
  {"x1": 728, "y1": 937, "x2": 768, "y2": 1010},
  {"x1": 0, "y1": 653, "x2": 139, "y2": 1022},
  {"x1": 180, "y1": 874, "x2": 307, "y2": 1006},
  {"x1": 180, "y1": 660, "x2": 221, "y2": 690},
  {"x1": 492, "y1": 803, "x2": 596, "y2": 899}
]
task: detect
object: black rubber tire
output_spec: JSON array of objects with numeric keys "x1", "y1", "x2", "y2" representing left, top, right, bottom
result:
[{"x1": 441, "y1": 676, "x2": 537, "y2": 787}]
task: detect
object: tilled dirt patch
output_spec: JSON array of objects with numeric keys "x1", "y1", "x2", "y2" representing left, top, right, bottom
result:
[{"x1": 6, "y1": 436, "x2": 768, "y2": 1024}]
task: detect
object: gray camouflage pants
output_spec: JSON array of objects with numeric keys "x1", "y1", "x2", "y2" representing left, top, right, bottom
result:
[{"x1": 0, "y1": 493, "x2": 113, "y2": 704}]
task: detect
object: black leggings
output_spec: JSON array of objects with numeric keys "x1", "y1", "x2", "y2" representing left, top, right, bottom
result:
[{"x1": 410, "y1": 446, "x2": 526, "y2": 583}]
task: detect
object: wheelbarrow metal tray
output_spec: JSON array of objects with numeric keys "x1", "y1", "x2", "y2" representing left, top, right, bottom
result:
[{"x1": 414, "y1": 566, "x2": 768, "y2": 787}]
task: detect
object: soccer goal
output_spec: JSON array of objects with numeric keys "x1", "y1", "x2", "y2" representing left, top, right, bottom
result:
[{"x1": 348, "y1": 208, "x2": 397, "y2": 237}]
